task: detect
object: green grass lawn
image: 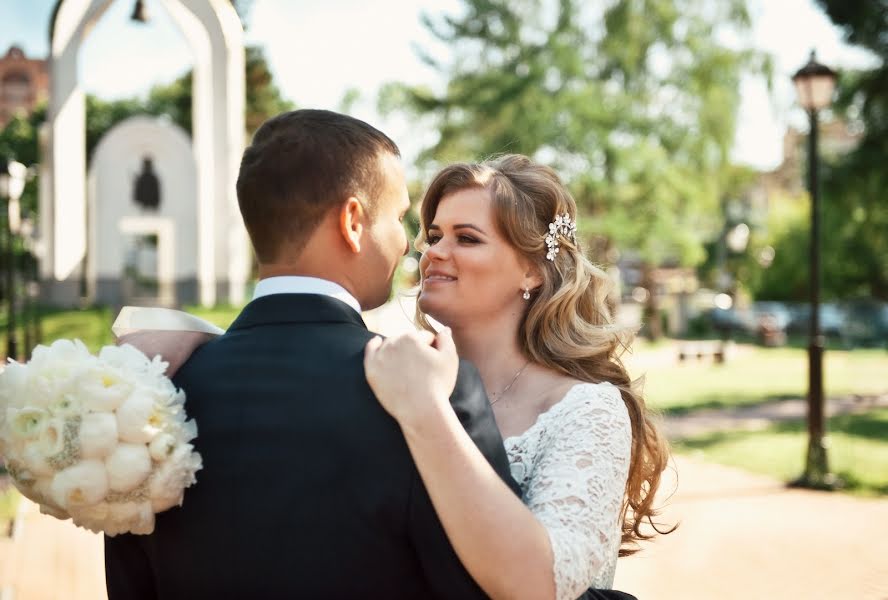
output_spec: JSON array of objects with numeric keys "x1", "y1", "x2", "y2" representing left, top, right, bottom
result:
[
  {"x1": 673, "y1": 408, "x2": 888, "y2": 497},
  {"x1": 634, "y1": 346, "x2": 888, "y2": 414}
]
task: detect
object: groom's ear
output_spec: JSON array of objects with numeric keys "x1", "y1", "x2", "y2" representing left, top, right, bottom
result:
[{"x1": 339, "y1": 197, "x2": 366, "y2": 253}]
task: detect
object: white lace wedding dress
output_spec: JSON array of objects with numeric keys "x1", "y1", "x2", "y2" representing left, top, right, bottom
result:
[{"x1": 504, "y1": 382, "x2": 632, "y2": 600}]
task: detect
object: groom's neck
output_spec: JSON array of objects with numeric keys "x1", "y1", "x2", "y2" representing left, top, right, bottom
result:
[{"x1": 257, "y1": 262, "x2": 359, "y2": 298}]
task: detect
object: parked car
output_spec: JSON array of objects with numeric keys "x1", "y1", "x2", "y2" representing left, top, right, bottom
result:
[
  {"x1": 707, "y1": 307, "x2": 756, "y2": 334},
  {"x1": 787, "y1": 303, "x2": 848, "y2": 337},
  {"x1": 844, "y1": 301, "x2": 888, "y2": 347}
]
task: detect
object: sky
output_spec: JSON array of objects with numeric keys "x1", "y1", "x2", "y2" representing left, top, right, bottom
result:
[{"x1": 0, "y1": 0, "x2": 881, "y2": 171}]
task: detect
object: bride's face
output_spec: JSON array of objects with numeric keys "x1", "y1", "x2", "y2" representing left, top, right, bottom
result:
[{"x1": 418, "y1": 187, "x2": 531, "y2": 327}]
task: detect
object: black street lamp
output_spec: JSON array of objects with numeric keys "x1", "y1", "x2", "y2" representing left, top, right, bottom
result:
[
  {"x1": 0, "y1": 157, "x2": 27, "y2": 361},
  {"x1": 790, "y1": 50, "x2": 839, "y2": 490}
]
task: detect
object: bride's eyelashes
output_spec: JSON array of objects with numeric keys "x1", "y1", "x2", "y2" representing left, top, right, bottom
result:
[{"x1": 425, "y1": 233, "x2": 481, "y2": 245}]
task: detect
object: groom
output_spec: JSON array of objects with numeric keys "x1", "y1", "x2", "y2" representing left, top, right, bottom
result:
[{"x1": 104, "y1": 109, "x2": 636, "y2": 599}]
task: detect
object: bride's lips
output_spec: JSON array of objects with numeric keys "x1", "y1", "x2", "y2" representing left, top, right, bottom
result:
[{"x1": 423, "y1": 269, "x2": 457, "y2": 285}]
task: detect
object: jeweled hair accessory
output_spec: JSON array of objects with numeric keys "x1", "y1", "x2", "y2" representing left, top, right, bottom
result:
[{"x1": 545, "y1": 213, "x2": 577, "y2": 261}]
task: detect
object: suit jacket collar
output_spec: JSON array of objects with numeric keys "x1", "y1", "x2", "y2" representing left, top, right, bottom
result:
[{"x1": 227, "y1": 293, "x2": 367, "y2": 332}]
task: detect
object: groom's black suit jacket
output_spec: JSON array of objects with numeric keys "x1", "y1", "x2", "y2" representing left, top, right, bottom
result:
[{"x1": 104, "y1": 294, "x2": 638, "y2": 600}]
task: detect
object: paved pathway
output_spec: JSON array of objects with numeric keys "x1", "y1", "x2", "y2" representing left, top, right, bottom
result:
[
  {"x1": 0, "y1": 499, "x2": 106, "y2": 600},
  {"x1": 614, "y1": 455, "x2": 888, "y2": 600}
]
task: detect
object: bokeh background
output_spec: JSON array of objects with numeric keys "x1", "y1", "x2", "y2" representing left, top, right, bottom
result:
[{"x1": 0, "y1": 1, "x2": 886, "y2": 598}]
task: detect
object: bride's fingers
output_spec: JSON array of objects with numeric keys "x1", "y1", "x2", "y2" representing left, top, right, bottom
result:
[
  {"x1": 432, "y1": 327, "x2": 454, "y2": 354},
  {"x1": 364, "y1": 336, "x2": 383, "y2": 360}
]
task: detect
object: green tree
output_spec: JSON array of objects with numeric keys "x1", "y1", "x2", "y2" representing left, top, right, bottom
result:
[
  {"x1": 812, "y1": 1, "x2": 888, "y2": 300},
  {"x1": 382, "y1": 0, "x2": 770, "y2": 337}
]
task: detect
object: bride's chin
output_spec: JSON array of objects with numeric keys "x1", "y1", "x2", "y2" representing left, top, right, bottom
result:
[{"x1": 417, "y1": 295, "x2": 450, "y2": 325}]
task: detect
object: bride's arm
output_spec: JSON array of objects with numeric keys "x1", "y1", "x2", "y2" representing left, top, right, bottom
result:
[
  {"x1": 364, "y1": 331, "x2": 555, "y2": 600},
  {"x1": 112, "y1": 307, "x2": 223, "y2": 376},
  {"x1": 117, "y1": 330, "x2": 216, "y2": 376}
]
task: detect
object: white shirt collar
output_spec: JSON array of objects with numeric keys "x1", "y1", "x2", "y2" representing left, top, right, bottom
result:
[{"x1": 252, "y1": 276, "x2": 362, "y2": 314}]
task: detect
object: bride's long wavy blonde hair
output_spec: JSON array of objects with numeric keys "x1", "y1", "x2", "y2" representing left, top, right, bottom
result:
[{"x1": 415, "y1": 154, "x2": 673, "y2": 554}]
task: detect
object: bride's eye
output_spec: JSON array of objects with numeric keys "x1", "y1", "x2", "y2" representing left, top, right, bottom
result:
[
  {"x1": 426, "y1": 234, "x2": 442, "y2": 245},
  {"x1": 458, "y1": 235, "x2": 479, "y2": 244}
]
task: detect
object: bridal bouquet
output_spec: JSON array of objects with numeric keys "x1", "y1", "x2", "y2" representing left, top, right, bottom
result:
[{"x1": 0, "y1": 339, "x2": 202, "y2": 536}]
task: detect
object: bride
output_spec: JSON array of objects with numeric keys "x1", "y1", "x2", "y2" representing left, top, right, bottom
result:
[
  {"x1": 120, "y1": 154, "x2": 670, "y2": 600},
  {"x1": 363, "y1": 154, "x2": 670, "y2": 599}
]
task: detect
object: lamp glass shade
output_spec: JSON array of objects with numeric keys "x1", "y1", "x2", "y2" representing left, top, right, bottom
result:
[{"x1": 794, "y1": 73, "x2": 836, "y2": 111}]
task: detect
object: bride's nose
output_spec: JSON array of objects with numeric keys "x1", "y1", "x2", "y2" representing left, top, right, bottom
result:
[{"x1": 424, "y1": 238, "x2": 451, "y2": 261}]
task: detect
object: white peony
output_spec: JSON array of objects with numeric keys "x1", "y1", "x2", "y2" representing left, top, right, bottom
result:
[
  {"x1": 106, "y1": 443, "x2": 152, "y2": 492},
  {"x1": 104, "y1": 501, "x2": 155, "y2": 537},
  {"x1": 77, "y1": 366, "x2": 132, "y2": 413},
  {"x1": 8, "y1": 407, "x2": 49, "y2": 439},
  {"x1": 78, "y1": 412, "x2": 118, "y2": 459},
  {"x1": 0, "y1": 360, "x2": 29, "y2": 412},
  {"x1": 1, "y1": 338, "x2": 202, "y2": 536},
  {"x1": 50, "y1": 460, "x2": 109, "y2": 510},
  {"x1": 22, "y1": 438, "x2": 56, "y2": 477},
  {"x1": 149, "y1": 444, "x2": 202, "y2": 512},
  {"x1": 115, "y1": 389, "x2": 162, "y2": 444},
  {"x1": 67, "y1": 502, "x2": 108, "y2": 533},
  {"x1": 148, "y1": 433, "x2": 176, "y2": 462}
]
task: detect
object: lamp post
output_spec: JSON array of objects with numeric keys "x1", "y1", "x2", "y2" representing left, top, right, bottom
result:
[
  {"x1": 0, "y1": 157, "x2": 27, "y2": 361},
  {"x1": 790, "y1": 50, "x2": 838, "y2": 490}
]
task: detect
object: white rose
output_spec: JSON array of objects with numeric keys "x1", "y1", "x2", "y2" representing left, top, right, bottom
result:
[
  {"x1": 8, "y1": 407, "x2": 49, "y2": 439},
  {"x1": 79, "y1": 412, "x2": 119, "y2": 459},
  {"x1": 78, "y1": 367, "x2": 132, "y2": 413},
  {"x1": 104, "y1": 501, "x2": 155, "y2": 537},
  {"x1": 106, "y1": 443, "x2": 152, "y2": 492},
  {"x1": 150, "y1": 444, "x2": 202, "y2": 513},
  {"x1": 115, "y1": 389, "x2": 162, "y2": 444},
  {"x1": 50, "y1": 460, "x2": 109, "y2": 510}
]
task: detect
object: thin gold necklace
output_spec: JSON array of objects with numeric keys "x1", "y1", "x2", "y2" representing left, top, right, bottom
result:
[{"x1": 489, "y1": 360, "x2": 531, "y2": 406}]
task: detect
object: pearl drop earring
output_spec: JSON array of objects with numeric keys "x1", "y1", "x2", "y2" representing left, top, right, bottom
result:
[{"x1": 523, "y1": 288, "x2": 531, "y2": 300}]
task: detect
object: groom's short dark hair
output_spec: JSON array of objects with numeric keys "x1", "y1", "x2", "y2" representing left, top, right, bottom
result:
[{"x1": 236, "y1": 109, "x2": 400, "y2": 262}]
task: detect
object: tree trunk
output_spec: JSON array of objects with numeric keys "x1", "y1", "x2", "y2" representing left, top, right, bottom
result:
[{"x1": 641, "y1": 262, "x2": 662, "y2": 340}]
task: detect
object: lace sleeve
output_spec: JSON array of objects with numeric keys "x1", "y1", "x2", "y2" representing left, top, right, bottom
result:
[{"x1": 524, "y1": 383, "x2": 632, "y2": 600}]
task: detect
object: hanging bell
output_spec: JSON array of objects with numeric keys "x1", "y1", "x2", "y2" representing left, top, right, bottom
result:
[{"x1": 130, "y1": 0, "x2": 149, "y2": 23}]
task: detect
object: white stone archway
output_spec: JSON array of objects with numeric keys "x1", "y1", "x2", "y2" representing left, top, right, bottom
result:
[{"x1": 41, "y1": 0, "x2": 249, "y2": 306}]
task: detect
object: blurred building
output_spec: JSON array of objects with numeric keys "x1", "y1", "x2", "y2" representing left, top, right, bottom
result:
[
  {"x1": 760, "y1": 119, "x2": 863, "y2": 197},
  {"x1": 0, "y1": 45, "x2": 49, "y2": 128}
]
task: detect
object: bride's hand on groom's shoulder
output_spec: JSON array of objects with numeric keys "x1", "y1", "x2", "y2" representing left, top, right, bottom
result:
[
  {"x1": 364, "y1": 328, "x2": 459, "y2": 428},
  {"x1": 116, "y1": 330, "x2": 215, "y2": 377}
]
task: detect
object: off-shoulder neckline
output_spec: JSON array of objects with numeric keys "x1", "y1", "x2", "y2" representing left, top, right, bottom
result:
[{"x1": 502, "y1": 381, "x2": 615, "y2": 445}]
